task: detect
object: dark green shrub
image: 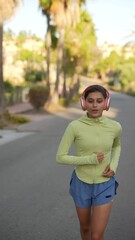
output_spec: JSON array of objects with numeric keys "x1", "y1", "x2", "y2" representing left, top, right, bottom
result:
[
  {"x1": 10, "y1": 115, "x2": 30, "y2": 124},
  {"x1": 4, "y1": 81, "x2": 14, "y2": 93},
  {"x1": 28, "y1": 86, "x2": 49, "y2": 110},
  {"x1": 4, "y1": 111, "x2": 29, "y2": 124},
  {"x1": 24, "y1": 69, "x2": 46, "y2": 83}
]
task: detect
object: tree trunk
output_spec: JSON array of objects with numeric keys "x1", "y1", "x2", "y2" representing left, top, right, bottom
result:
[
  {"x1": 0, "y1": 24, "x2": 6, "y2": 119},
  {"x1": 45, "y1": 16, "x2": 51, "y2": 92},
  {"x1": 62, "y1": 48, "x2": 67, "y2": 98},
  {"x1": 45, "y1": 28, "x2": 65, "y2": 110},
  {"x1": 54, "y1": 28, "x2": 65, "y2": 99}
]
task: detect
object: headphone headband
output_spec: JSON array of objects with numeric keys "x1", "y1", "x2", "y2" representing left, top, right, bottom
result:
[{"x1": 82, "y1": 84, "x2": 110, "y2": 98}]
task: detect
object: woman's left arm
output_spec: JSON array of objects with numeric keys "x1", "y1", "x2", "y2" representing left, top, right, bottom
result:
[
  {"x1": 110, "y1": 124, "x2": 122, "y2": 173},
  {"x1": 103, "y1": 124, "x2": 122, "y2": 177}
]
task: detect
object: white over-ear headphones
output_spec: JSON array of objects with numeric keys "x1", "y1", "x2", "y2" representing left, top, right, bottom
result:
[{"x1": 80, "y1": 85, "x2": 111, "y2": 111}]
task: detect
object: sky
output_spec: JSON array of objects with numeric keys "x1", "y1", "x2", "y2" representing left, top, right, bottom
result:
[{"x1": 4, "y1": 0, "x2": 135, "y2": 46}]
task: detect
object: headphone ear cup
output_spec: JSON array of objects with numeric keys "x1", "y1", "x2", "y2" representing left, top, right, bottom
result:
[
  {"x1": 104, "y1": 96, "x2": 111, "y2": 111},
  {"x1": 80, "y1": 96, "x2": 86, "y2": 111}
]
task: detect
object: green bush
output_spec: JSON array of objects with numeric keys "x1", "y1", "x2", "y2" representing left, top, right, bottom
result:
[
  {"x1": 4, "y1": 111, "x2": 30, "y2": 124},
  {"x1": 28, "y1": 86, "x2": 49, "y2": 110},
  {"x1": 24, "y1": 69, "x2": 46, "y2": 83},
  {"x1": 10, "y1": 115, "x2": 30, "y2": 124},
  {"x1": 4, "y1": 81, "x2": 14, "y2": 93}
]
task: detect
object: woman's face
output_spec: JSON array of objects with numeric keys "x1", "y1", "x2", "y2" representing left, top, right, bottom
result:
[{"x1": 85, "y1": 91, "x2": 106, "y2": 118}]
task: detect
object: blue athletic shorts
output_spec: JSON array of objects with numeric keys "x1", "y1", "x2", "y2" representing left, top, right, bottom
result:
[{"x1": 69, "y1": 170, "x2": 119, "y2": 208}]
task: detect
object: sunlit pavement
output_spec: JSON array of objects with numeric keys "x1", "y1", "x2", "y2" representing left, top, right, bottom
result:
[{"x1": 0, "y1": 130, "x2": 34, "y2": 146}]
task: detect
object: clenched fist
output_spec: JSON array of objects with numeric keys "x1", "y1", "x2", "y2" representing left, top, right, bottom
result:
[{"x1": 96, "y1": 152, "x2": 104, "y2": 163}]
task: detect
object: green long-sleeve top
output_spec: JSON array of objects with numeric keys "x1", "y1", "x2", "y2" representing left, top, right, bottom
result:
[{"x1": 56, "y1": 114, "x2": 122, "y2": 184}]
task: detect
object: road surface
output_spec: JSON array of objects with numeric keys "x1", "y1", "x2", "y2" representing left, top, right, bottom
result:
[{"x1": 0, "y1": 91, "x2": 135, "y2": 240}]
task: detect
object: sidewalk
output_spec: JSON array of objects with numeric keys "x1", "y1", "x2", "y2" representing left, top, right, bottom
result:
[
  {"x1": 7, "y1": 102, "x2": 50, "y2": 122},
  {"x1": 0, "y1": 102, "x2": 49, "y2": 146},
  {"x1": 7, "y1": 102, "x2": 33, "y2": 115}
]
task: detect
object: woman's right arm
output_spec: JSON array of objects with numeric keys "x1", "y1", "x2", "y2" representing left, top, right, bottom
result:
[{"x1": 56, "y1": 123, "x2": 99, "y2": 166}]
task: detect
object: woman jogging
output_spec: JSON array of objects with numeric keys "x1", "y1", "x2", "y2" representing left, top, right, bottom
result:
[{"x1": 56, "y1": 84, "x2": 122, "y2": 240}]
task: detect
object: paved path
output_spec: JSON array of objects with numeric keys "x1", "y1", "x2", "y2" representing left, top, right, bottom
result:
[
  {"x1": 0, "y1": 91, "x2": 135, "y2": 240},
  {"x1": 7, "y1": 102, "x2": 33, "y2": 114},
  {"x1": 0, "y1": 102, "x2": 51, "y2": 145}
]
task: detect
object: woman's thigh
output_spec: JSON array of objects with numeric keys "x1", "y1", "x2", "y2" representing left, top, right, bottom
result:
[
  {"x1": 91, "y1": 201, "x2": 113, "y2": 235},
  {"x1": 76, "y1": 207, "x2": 92, "y2": 227}
]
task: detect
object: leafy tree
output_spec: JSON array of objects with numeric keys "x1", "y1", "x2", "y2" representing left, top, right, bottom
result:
[
  {"x1": 92, "y1": 51, "x2": 123, "y2": 80},
  {"x1": 105, "y1": 51, "x2": 122, "y2": 69},
  {"x1": 18, "y1": 49, "x2": 44, "y2": 62},
  {"x1": 16, "y1": 31, "x2": 28, "y2": 46},
  {"x1": 65, "y1": 10, "x2": 97, "y2": 86},
  {"x1": 118, "y1": 62, "x2": 135, "y2": 90}
]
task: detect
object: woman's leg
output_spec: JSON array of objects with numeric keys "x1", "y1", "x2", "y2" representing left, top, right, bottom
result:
[
  {"x1": 76, "y1": 207, "x2": 92, "y2": 240},
  {"x1": 91, "y1": 201, "x2": 113, "y2": 240}
]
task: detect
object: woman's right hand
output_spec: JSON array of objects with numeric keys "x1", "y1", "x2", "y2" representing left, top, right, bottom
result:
[{"x1": 96, "y1": 152, "x2": 104, "y2": 163}]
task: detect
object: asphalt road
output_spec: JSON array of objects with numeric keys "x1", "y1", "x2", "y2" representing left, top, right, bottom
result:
[{"x1": 0, "y1": 91, "x2": 135, "y2": 240}]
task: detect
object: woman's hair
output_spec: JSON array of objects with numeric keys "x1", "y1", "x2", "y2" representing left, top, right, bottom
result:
[{"x1": 84, "y1": 85, "x2": 107, "y2": 99}]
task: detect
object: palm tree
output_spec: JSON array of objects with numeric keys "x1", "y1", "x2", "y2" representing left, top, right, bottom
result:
[
  {"x1": 0, "y1": 0, "x2": 21, "y2": 119},
  {"x1": 39, "y1": 0, "x2": 86, "y2": 108},
  {"x1": 51, "y1": 0, "x2": 85, "y2": 101},
  {"x1": 38, "y1": 0, "x2": 52, "y2": 92}
]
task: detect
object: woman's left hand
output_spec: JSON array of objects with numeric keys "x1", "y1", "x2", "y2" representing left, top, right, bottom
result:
[{"x1": 102, "y1": 164, "x2": 115, "y2": 177}]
